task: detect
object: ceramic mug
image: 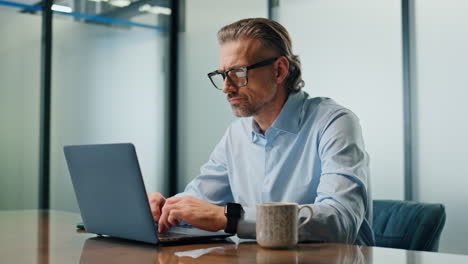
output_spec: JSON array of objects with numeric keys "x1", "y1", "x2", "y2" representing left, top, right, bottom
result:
[{"x1": 256, "y1": 202, "x2": 313, "y2": 248}]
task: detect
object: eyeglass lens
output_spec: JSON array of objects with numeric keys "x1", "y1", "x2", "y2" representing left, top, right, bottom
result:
[{"x1": 211, "y1": 69, "x2": 247, "y2": 89}]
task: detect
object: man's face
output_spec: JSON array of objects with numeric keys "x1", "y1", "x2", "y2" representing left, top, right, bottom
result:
[{"x1": 219, "y1": 39, "x2": 280, "y2": 117}]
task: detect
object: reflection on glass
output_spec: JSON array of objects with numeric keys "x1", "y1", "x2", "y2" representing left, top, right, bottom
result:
[
  {"x1": 49, "y1": 0, "x2": 170, "y2": 212},
  {"x1": 0, "y1": 1, "x2": 41, "y2": 210},
  {"x1": 51, "y1": 0, "x2": 168, "y2": 30}
]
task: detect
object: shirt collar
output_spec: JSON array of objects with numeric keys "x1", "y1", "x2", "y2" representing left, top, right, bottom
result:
[{"x1": 251, "y1": 91, "x2": 307, "y2": 139}]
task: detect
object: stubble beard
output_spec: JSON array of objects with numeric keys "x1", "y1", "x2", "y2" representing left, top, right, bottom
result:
[
  {"x1": 228, "y1": 84, "x2": 277, "y2": 117},
  {"x1": 228, "y1": 93, "x2": 257, "y2": 117},
  {"x1": 230, "y1": 96, "x2": 272, "y2": 118},
  {"x1": 231, "y1": 102, "x2": 257, "y2": 117}
]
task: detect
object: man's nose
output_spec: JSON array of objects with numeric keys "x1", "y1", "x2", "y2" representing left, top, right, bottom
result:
[{"x1": 222, "y1": 78, "x2": 237, "y2": 94}]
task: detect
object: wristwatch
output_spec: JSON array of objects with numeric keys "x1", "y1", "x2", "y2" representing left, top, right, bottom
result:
[{"x1": 224, "y1": 203, "x2": 244, "y2": 234}]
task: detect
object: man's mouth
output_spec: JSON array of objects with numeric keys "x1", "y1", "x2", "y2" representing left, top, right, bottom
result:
[{"x1": 228, "y1": 97, "x2": 242, "y2": 104}]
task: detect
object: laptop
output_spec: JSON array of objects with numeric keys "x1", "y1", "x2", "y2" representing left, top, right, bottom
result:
[{"x1": 64, "y1": 143, "x2": 232, "y2": 244}]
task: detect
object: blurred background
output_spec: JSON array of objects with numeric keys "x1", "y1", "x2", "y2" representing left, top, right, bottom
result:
[{"x1": 1, "y1": 0, "x2": 467, "y2": 255}]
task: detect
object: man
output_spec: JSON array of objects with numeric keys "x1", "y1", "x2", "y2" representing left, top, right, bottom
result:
[{"x1": 148, "y1": 18, "x2": 374, "y2": 245}]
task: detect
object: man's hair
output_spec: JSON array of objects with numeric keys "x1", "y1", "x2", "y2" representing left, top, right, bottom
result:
[{"x1": 217, "y1": 18, "x2": 305, "y2": 93}]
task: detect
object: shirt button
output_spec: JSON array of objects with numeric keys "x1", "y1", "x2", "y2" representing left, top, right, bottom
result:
[{"x1": 266, "y1": 146, "x2": 272, "y2": 151}]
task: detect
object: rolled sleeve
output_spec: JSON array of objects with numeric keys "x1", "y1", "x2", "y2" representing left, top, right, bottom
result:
[{"x1": 304, "y1": 110, "x2": 371, "y2": 244}]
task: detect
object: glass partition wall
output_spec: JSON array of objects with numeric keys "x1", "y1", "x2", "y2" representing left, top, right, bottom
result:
[
  {"x1": 0, "y1": 1, "x2": 42, "y2": 210},
  {"x1": 275, "y1": 0, "x2": 405, "y2": 200},
  {"x1": 49, "y1": 0, "x2": 170, "y2": 212},
  {"x1": 0, "y1": 0, "x2": 170, "y2": 212}
]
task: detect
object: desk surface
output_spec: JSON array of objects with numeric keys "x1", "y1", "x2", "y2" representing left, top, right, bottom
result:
[{"x1": 0, "y1": 210, "x2": 467, "y2": 264}]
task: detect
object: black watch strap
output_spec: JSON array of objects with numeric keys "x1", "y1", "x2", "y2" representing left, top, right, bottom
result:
[{"x1": 224, "y1": 203, "x2": 243, "y2": 234}]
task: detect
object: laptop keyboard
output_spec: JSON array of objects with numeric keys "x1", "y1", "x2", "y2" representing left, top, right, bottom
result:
[
  {"x1": 156, "y1": 225, "x2": 231, "y2": 242},
  {"x1": 158, "y1": 231, "x2": 189, "y2": 240}
]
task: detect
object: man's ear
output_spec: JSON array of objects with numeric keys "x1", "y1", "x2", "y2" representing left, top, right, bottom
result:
[{"x1": 275, "y1": 56, "x2": 289, "y2": 84}]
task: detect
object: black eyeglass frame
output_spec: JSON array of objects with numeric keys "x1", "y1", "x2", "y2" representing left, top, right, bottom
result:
[{"x1": 207, "y1": 57, "x2": 279, "y2": 90}]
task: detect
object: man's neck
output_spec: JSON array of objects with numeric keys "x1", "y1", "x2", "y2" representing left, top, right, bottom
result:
[{"x1": 254, "y1": 92, "x2": 289, "y2": 134}]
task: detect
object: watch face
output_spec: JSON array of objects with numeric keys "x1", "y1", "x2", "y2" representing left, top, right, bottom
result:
[
  {"x1": 224, "y1": 203, "x2": 243, "y2": 234},
  {"x1": 227, "y1": 203, "x2": 242, "y2": 218}
]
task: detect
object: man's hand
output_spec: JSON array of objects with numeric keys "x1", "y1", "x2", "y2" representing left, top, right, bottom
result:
[
  {"x1": 147, "y1": 192, "x2": 166, "y2": 222},
  {"x1": 158, "y1": 196, "x2": 227, "y2": 233}
]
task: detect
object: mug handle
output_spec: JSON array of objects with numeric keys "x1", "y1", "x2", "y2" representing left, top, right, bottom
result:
[{"x1": 298, "y1": 205, "x2": 313, "y2": 229}]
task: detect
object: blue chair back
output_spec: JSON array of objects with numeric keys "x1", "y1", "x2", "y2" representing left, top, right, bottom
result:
[{"x1": 372, "y1": 200, "x2": 446, "y2": 251}]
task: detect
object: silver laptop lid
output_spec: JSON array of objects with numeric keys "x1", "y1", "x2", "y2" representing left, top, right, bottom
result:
[{"x1": 64, "y1": 143, "x2": 159, "y2": 244}]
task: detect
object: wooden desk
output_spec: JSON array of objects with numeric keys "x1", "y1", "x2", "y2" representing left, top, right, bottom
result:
[{"x1": 1, "y1": 210, "x2": 467, "y2": 263}]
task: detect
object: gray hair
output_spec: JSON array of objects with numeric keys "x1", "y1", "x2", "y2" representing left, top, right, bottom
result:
[{"x1": 217, "y1": 18, "x2": 305, "y2": 93}]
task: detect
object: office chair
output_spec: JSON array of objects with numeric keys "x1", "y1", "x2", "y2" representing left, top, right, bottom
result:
[{"x1": 372, "y1": 200, "x2": 446, "y2": 251}]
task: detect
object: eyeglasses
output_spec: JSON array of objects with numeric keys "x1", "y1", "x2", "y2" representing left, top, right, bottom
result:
[{"x1": 207, "y1": 57, "x2": 279, "y2": 90}]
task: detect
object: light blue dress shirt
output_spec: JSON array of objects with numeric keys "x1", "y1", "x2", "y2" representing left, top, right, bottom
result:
[{"x1": 176, "y1": 90, "x2": 375, "y2": 246}]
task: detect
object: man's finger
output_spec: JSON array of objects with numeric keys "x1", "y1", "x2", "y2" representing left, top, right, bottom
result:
[
  {"x1": 158, "y1": 195, "x2": 166, "y2": 208},
  {"x1": 168, "y1": 210, "x2": 181, "y2": 226},
  {"x1": 152, "y1": 206, "x2": 161, "y2": 222},
  {"x1": 158, "y1": 206, "x2": 172, "y2": 232},
  {"x1": 166, "y1": 210, "x2": 181, "y2": 229},
  {"x1": 158, "y1": 220, "x2": 165, "y2": 233},
  {"x1": 148, "y1": 193, "x2": 166, "y2": 207},
  {"x1": 158, "y1": 213, "x2": 167, "y2": 232},
  {"x1": 165, "y1": 197, "x2": 183, "y2": 204},
  {"x1": 149, "y1": 202, "x2": 160, "y2": 220},
  {"x1": 159, "y1": 201, "x2": 182, "y2": 232}
]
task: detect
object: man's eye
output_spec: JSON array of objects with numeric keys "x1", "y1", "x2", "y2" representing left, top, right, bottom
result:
[{"x1": 235, "y1": 71, "x2": 246, "y2": 78}]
